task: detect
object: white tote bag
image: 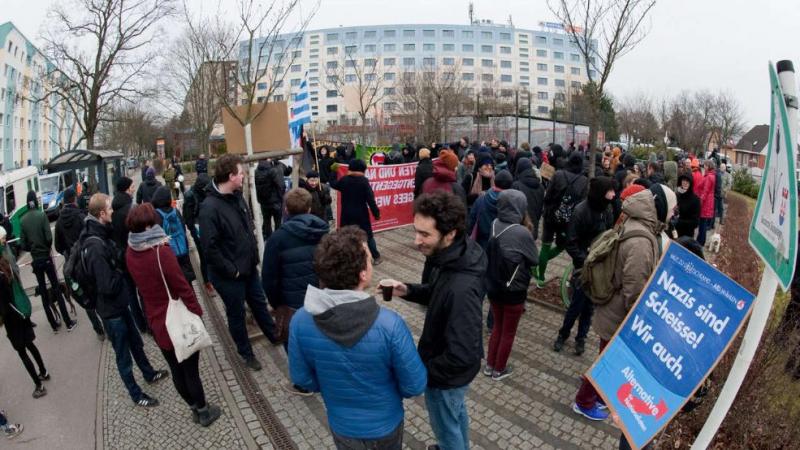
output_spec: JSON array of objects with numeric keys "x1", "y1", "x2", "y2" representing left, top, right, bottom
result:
[{"x1": 157, "y1": 247, "x2": 212, "y2": 362}]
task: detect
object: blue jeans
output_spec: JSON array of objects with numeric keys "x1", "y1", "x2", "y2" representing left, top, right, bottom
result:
[
  {"x1": 103, "y1": 310, "x2": 157, "y2": 402},
  {"x1": 558, "y1": 283, "x2": 594, "y2": 343},
  {"x1": 425, "y1": 385, "x2": 470, "y2": 450},
  {"x1": 209, "y1": 270, "x2": 277, "y2": 360},
  {"x1": 367, "y1": 236, "x2": 381, "y2": 260},
  {"x1": 697, "y1": 218, "x2": 713, "y2": 246}
]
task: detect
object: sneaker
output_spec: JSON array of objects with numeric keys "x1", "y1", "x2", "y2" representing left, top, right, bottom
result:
[
  {"x1": 282, "y1": 383, "x2": 314, "y2": 397},
  {"x1": 373, "y1": 257, "x2": 383, "y2": 266},
  {"x1": 482, "y1": 365, "x2": 494, "y2": 377},
  {"x1": 136, "y1": 394, "x2": 159, "y2": 407},
  {"x1": 67, "y1": 321, "x2": 78, "y2": 332},
  {"x1": 146, "y1": 370, "x2": 169, "y2": 384},
  {"x1": 3, "y1": 423, "x2": 24, "y2": 439},
  {"x1": 492, "y1": 366, "x2": 514, "y2": 381},
  {"x1": 32, "y1": 385, "x2": 47, "y2": 399},
  {"x1": 572, "y1": 402, "x2": 609, "y2": 421},
  {"x1": 574, "y1": 340, "x2": 585, "y2": 356},
  {"x1": 553, "y1": 336, "x2": 566, "y2": 352},
  {"x1": 536, "y1": 278, "x2": 545, "y2": 289},
  {"x1": 39, "y1": 371, "x2": 51, "y2": 382},
  {"x1": 245, "y1": 357, "x2": 262, "y2": 371},
  {"x1": 597, "y1": 399, "x2": 608, "y2": 411}
]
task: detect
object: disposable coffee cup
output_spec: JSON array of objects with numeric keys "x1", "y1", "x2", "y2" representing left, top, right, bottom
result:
[{"x1": 379, "y1": 279, "x2": 395, "y2": 302}]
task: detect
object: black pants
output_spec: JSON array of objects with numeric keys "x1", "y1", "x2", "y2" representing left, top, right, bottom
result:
[
  {"x1": 85, "y1": 307, "x2": 104, "y2": 335},
  {"x1": 261, "y1": 205, "x2": 282, "y2": 240},
  {"x1": 332, "y1": 421, "x2": 403, "y2": 450},
  {"x1": 31, "y1": 257, "x2": 72, "y2": 330},
  {"x1": 17, "y1": 342, "x2": 46, "y2": 387},
  {"x1": 558, "y1": 283, "x2": 594, "y2": 343},
  {"x1": 160, "y1": 349, "x2": 206, "y2": 408},
  {"x1": 125, "y1": 273, "x2": 148, "y2": 333},
  {"x1": 189, "y1": 227, "x2": 209, "y2": 283}
]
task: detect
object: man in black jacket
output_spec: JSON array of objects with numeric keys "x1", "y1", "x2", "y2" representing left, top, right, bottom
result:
[
  {"x1": 82, "y1": 194, "x2": 167, "y2": 407},
  {"x1": 329, "y1": 159, "x2": 382, "y2": 264},
  {"x1": 195, "y1": 154, "x2": 208, "y2": 175},
  {"x1": 388, "y1": 191, "x2": 486, "y2": 450},
  {"x1": 136, "y1": 168, "x2": 161, "y2": 204},
  {"x1": 111, "y1": 177, "x2": 148, "y2": 333},
  {"x1": 554, "y1": 176, "x2": 615, "y2": 356},
  {"x1": 255, "y1": 159, "x2": 289, "y2": 240},
  {"x1": 54, "y1": 188, "x2": 104, "y2": 339},
  {"x1": 512, "y1": 157, "x2": 544, "y2": 240},
  {"x1": 183, "y1": 173, "x2": 212, "y2": 289},
  {"x1": 199, "y1": 154, "x2": 278, "y2": 371}
]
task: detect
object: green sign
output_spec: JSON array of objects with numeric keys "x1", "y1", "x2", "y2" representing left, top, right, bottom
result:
[{"x1": 749, "y1": 63, "x2": 798, "y2": 290}]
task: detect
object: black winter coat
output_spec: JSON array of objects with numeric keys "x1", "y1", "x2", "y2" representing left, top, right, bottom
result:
[
  {"x1": 414, "y1": 158, "x2": 434, "y2": 198},
  {"x1": 81, "y1": 218, "x2": 131, "y2": 319},
  {"x1": 329, "y1": 173, "x2": 380, "y2": 236},
  {"x1": 261, "y1": 213, "x2": 329, "y2": 310},
  {"x1": 403, "y1": 237, "x2": 487, "y2": 389},
  {"x1": 318, "y1": 156, "x2": 335, "y2": 184},
  {"x1": 111, "y1": 192, "x2": 133, "y2": 251},
  {"x1": 54, "y1": 204, "x2": 85, "y2": 256},
  {"x1": 565, "y1": 200, "x2": 614, "y2": 269},
  {"x1": 676, "y1": 184, "x2": 701, "y2": 238},
  {"x1": 195, "y1": 158, "x2": 208, "y2": 174},
  {"x1": 198, "y1": 185, "x2": 260, "y2": 280},
  {"x1": 543, "y1": 167, "x2": 588, "y2": 225},
  {"x1": 299, "y1": 178, "x2": 332, "y2": 220},
  {"x1": 512, "y1": 169, "x2": 544, "y2": 229},
  {"x1": 255, "y1": 161, "x2": 287, "y2": 210},
  {"x1": 136, "y1": 177, "x2": 162, "y2": 204}
]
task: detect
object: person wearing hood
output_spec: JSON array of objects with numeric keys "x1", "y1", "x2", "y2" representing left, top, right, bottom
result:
[
  {"x1": 136, "y1": 167, "x2": 162, "y2": 204},
  {"x1": 537, "y1": 153, "x2": 588, "y2": 288},
  {"x1": 646, "y1": 162, "x2": 664, "y2": 185},
  {"x1": 512, "y1": 158, "x2": 544, "y2": 240},
  {"x1": 125, "y1": 203, "x2": 221, "y2": 427},
  {"x1": 183, "y1": 173, "x2": 212, "y2": 290},
  {"x1": 663, "y1": 159, "x2": 678, "y2": 190},
  {"x1": 674, "y1": 174, "x2": 701, "y2": 238},
  {"x1": 55, "y1": 188, "x2": 105, "y2": 339},
  {"x1": 82, "y1": 194, "x2": 168, "y2": 407},
  {"x1": 255, "y1": 158, "x2": 290, "y2": 240},
  {"x1": 330, "y1": 159, "x2": 382, "y2": 264},
  {"x1": 414, "y1": 148, "x2": 434, "y2": 198},
  {"x1": 554, "y1": 176, "x2": 615, "y2": 357},
  {"x1": 384, "y1": 191, "x2": 487, "y2": 450},
  {"x1": 549, "y1": 143, "x2": 568, "y2": 169},
  {"x1": 456, "y1": 151, "x2": 476, "y2": 186},
  {"x1": 690, "y1": 158, "x2": 704, "y2": 195},
  {"x1": 289, "y1": 226, "x2": 426, "y2": 447},
  {"x1": 467, "y1": 170, "x2": 514, "y2": 250},
  {"x1": 494, "y1": 152, "x2": 509, "y2": 173},
  {"x1": 697, "y1": 159, "x2": 717, "y2": 246},
  {"x1": 262, "y1": 189, "x2": 329, "y2": 387},
  {"x1": 531, "y1": 146, "x2": 544, "y2": 168},
  {"x1": 401, "y1": 145, "x2": 416, "y2": 163},
  {"x1": 152, "y1": 185, "x2": 195, "y2": 284},
  {"x1": 467, "y1": 155, "x2": 496, "y2": 207},
  {"x1": 198, "y1": 154, "x2": 279, "y2": 370},
  {"x1": 111, "y1": 177, "x2": 136, "y2": 251},
  {"x1": 299, "y1": 171, "x2": 332, "y2": 221},
  {"x1": 484, "y1": 190, "x2": 539, "y2": 381},
  {"x1": 422, "y1": 149, "x2": 467, "y2": 205},
  {"x1": 20, "y1": 190, "x2": 77, "y2": 332},
  {"x1": 195, "y1": 154, "x2": 208, "y2": 175},
  {"x1": 574, "y1": 184, "x2": 675, "y2": 422}
]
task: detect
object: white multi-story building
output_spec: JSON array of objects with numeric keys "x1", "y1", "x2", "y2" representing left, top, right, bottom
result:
[
  {"x1": 242, "y1": 21, "x2": 597, "y2": 127},
  {"x1": 0, "y1": 22, "x2": 81, "y2": 171}
]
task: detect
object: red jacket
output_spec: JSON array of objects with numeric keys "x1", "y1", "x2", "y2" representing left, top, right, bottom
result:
[
  {"x1": 699, "y1": 170, "x2": 716, "y2": 219},
  {"x1": 422, "y1": 158, "x2": 456, "y2": 194},
  {"x1": 691, "y1": 168, "x2": 704, "y2": 196},
  {"x1": 126, "y1": 243, "x2": 203, "y2": 351}
]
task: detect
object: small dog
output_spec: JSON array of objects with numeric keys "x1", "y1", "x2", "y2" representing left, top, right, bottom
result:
[{"x1": 708, "y1": 233, "x2": 722, "y2": 253}]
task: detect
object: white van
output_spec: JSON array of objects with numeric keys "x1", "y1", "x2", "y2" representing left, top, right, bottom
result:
[{"x1": 0, "y1": 166, "x2": 41, "y2": 239}]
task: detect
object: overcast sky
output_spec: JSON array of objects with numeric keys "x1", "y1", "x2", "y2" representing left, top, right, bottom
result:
[{"x1": 7, "y1": 0, "x2": 800, "y2": 128}]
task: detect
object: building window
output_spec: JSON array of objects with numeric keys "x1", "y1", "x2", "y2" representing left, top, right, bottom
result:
[
  {"x1": 403, "y1": 43, "x2": 415, "y2": 51},
  {"x1": 423, "y1": 43, "x2": 435, "y2": 51},
  {"x1": 345, "y1": 60, "x2": 356, "y2": 68},
  {"x1": 326, "y1": 33, "x2": 338, "y2": 41},
  {"x1": 463, "y1": 58, "x2": 474, "y2": 66},
  {"x1": 326, "y1": 75, "x2": 337, "y2": 83},
  {"x1": 291, "y1": 64, "x2": 302, "y2": 72},
  {"x1": 535, "y1": 36, "x2": 547, "y2": 45},
  {"x1": 462, "y1": 44, "x2": 474, "y2": 52},
  {"x1": 481, "y1": 73, "x2": 493, "y2": 82},
  {"x1": 384, "y1": 43, "x2": 396, "y2": 52},
  {"x1": 383, "y1": 57, "x2": 396, "y2": 66},
  {"x1": 462, "y1": 30, "x2": 474, "y2": 38},
  {"x1": 555, "y1": 93, "x2": 566, "y2": 101},
  {"x1": 443, "y1": 43, "x2": 455, "y2": 51},
  {"x1": 345, "y1": 45, "x2": 357, "y2": 55},
  {"x1": 257, "y1": 82, "x2": 267, "y2": 90},
  {"x1": 364, "y1": 44, "x2": 376, "y2": 52},
  {"x1": 554, "y1": 38, "x2": 564, "y2": 46},
  {"x1": 273, "y1": 80, "x2": 284, "y2": 87},
  {"x1": 571, "y1": 53, "x2": 581, "y2": 62},
  {"x1": 384, "y1": 29, "x2": 396, "y2": 38},
  {"x1": 554, "y1": 65, "x2": 564, "y2": 73},
  {"x1": 365, "y1": 58, "x2": 377, "y2": 67},
  {"x1": 554, "y1": 51, "x2": 564, "y2": 60},
  {"x1": 290, "y1": 79, "x2": 301, "y2": 87},
  {"x1": 273, "y1": 95, "x2": 284, "y2": 102},
  {"x1": 423, "y1": 29, "x2": 435, "y2": 37},
  {"x1": 345, "y1": 74, "x2": 357, "y2": 82},
  {"x1": 327, "y1": 61, "x2": 338, "y2": 69},
  {"x1": 384, "y1": 72, "x2": 395, "y2": 81},
  {"x1": 589, "y1": 69, "x2": 597, "y2": 78},
  {"x1": 537, "y1": 49, "x2": 547, "y2": 57},
  {"x1": 404, "y1": 72, "x2": 415, "y2": 81},
  {"x1": 501, "y1": 74, "x2": 512, "y2": 83},
  {"x1": 571, "y1": 67, "x2": 580, "y2": 75},
  {"x1": 482, "y1": 87, "x2": 493, "y2": 96},
  {"x1": 537, "y1": 105, "x2": 549, "y2": 114},
  {"x1": 500, "y1": 32, "x2": 511, "y2": 40},
  {"x1": 481, "y1": 59, "x2": 494, "y2": 67},
  {"x1": 423, "y1": 57, "x2": 435, "y2": 66},
  {"x1": 384, "y1": 101, "x2": 397, "y2": 111},
  {"x1": 403, "y1": 57, "x2": 415, "y2": 66},
  {"x1": 326, "y1": 105, "x2": 338, "y2": 112},
  {"x1": 537, "y1": 77, "x2": 548, "y2": 85},
  {"x1": 537, "y1": 91, "x2": 548, "y2": 100},
  {"x1": 500, "y1": 46, "x2": 511, "y2": 54},
  {"x1": 462, "y1": 73, "x2": 474, "y2": 81},
  {"x1": 537, "y1": 63, "x2": 548, "y2": 71},
  {"x1": 481, "y1": 31, "x2": 493, "y2": 39},
  {"x1": 364, "y1": 30, "x2": 377, "y2": 38},
  {"x1": 500, "y1": 60, "x2": 512, "y2": 69},
  {"x1": 571, "y1": 81, "x2": 581, "y2": 89},
  {"x1": 327, "y1": 47, "x2": 338, "y2": 55},
  {"x1": 481, "y1": 45, "x2": 493, "y2": 53},
  {"x1": 403, "y1": 29, "x2": 415, "y2": 37},
  {"x1": 326, "y1": 90, "x2": 338, "y2": 98},
  {"x1": 443, "y1": 29, "x2": 455, "y2": 38},
  {"x1": 345, "y1": 31, "x2": 357, "y2": 40},
  {"x1": 555, "y1": 79, "x2": 565, "y2": 87},
  {"x1": 365, "y1": 73, "x2": 376, "y2": 81},
  {"x1": 443, "y1": 57, "x2": 455, "y2": 66},
  {"x1": 384, "y1": 87, "x2": 396, "y2": 95}
]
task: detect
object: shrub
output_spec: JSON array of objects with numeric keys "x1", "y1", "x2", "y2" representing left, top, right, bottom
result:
[{"x1": 732, "y1": 168, "x2": 760, "y2": 198}]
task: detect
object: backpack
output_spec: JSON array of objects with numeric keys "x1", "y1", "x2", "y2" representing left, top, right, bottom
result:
[
  {"x1": 579, "y1": 225, "x2": 660, "y2": 305},
  {"x1": 63, "y1": 236, "x2": 103, "y2": 306},
  {"x1": 553, "y1": 173, "x2": 587, "y2": 227},
  {"x1": 157, "y1": 209, "x2": 189, "y2": 257},
  {"x1": 486, "y1": 221, "x2": 524, "y2": 291}
]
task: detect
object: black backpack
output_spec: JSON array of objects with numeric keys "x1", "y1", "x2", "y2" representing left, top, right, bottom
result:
[
  {"x1": 63, "y1": 236, "x2": 103, "y2": 303},
  {"x1": 553, "y1": 172, "x2": 587, "y2": 227}
]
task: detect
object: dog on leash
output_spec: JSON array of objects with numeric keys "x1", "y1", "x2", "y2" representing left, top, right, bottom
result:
[{"x1": 708, "y1": 233, "x2": 722, "y2": 253}]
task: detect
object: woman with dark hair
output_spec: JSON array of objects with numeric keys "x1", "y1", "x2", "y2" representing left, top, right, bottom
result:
[
  {"x1": 317, "y1": 146, "x2": 335, "y2": 184},
  {"x1": 0, "y1": 228, "x2": 49, "y2": 399},
  {"x1": 125, "y1": 203, "x2": 221, "y2": 427}
]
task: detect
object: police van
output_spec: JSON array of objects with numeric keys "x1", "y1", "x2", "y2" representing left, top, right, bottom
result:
[{"x1": 0, "y1": 166, "x2": 41, "y2": 241}]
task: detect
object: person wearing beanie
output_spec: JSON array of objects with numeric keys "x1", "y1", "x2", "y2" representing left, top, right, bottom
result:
[
  {"x1": 467, "y1": 169, "x2": 514, "y2": 251},
  {"x1": 112, "y1": 177, "x2": 136, "y2": 250},
  {"x1": 494, "y1": 152, "x2": 509, "y2": 173},
  {"x1": 690, "y1": 158, "x2": 704, "y2": 196},
  {"x1": 151, "y1": 186, "x2": 196, "y2": 284},
  {"x1": 574, "y1": 185, "x2": 672, "y2": 422},
  {"x1": 329, "y1": 160, "x2": 382, "y2": 264},
  {"x1": 414, "y1": 149, "x2": 434, "y2": 198},
  {"x1": 422, "y1": 152, "x2": 467, "y2": 205},
  {"x1": 674, "y1": 173, "x2": 701, "y2": 238},
  {"x1": 538, "y1": 152, "x2": 588, "y2": 288},
  {"x1": 456, "y1": 151, "x2": 476, "y2": 186},
  {"x1": 467, "y1": 155, "x2": 495, "y2": 207},
  {"x1": 136, "y1": 167, "x2": 162, "y2": 204},
  {"x1": 438, "y1": 149, "x2": 459, "y2": 172},
  {"x1": 299, "y1": 170, "x2": 332, "y2": 221},
  {"x1": 554, "y1": 176, "x2": 615, "y2": 356}
]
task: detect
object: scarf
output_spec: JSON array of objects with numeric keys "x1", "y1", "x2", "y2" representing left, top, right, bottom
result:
[
  {"x1": 128, "y1": 225, "x2": 170, "y2": 251},
  {"x1": 470, "y1": 171, "x2": 495, "y2": 196}
]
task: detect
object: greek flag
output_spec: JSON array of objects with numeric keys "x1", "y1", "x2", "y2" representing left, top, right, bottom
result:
[{"x1": 289, "y1": 74, "x2": 311, "y2": 147}]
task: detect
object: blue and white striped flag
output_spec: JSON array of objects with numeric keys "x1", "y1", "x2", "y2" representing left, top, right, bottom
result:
[{"x1": 289, "y1": 74, "x2": 311, "y2": 147}]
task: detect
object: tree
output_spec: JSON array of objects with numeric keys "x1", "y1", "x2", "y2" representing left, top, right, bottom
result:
[
  {"x1": 554, "y1": 84, "x2": 619, "y2": 143},
  {"x1": 96, "y1": 103, "x2": 160, "y2": 157},
  {"x1": 548, "y1": 0, "x2": 656, "y2": 177},
  {"x1": 616, "y1": 93, "x2": 660, "y2": 146},
  {"x1": 41, "y1": 0, "x2": 177, "y2": 149},
  {"x1": 324, "y1": 49, "x2": 385, "y2": 144},
  {"x1": 711, "y1": 91, "x2": 746, "y2": 149}
]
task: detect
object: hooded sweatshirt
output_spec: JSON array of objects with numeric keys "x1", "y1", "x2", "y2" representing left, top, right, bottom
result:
[
  {"x1": 421, "y1": 158, "x2": 467, "y2": 204},
  {"x1": 467, "y1": 187, "x2": 502, "y2": 250},
  {"x1": 565, "y1": 176, "x2": 615, "y2": 269},
  {"x1": 675, "y1": 174, "x2": 701, "y2": 237},
  {"x1": 20, "y1": 191, "x2": 52, "y2": 260},
  {"x1": 289, "y1": 286, "x2": 426, "y2": 440},
  {"x1": 136, "y1": 171, "x2": 162, "y2": 204},
  {"x1": 512, "y1": 158, "x2": 544, "y2": 234},
  {"x1": 54, "y1": 203, "x2": 85, "y2": 256},
  {"x1": 111, "y1": 190, "x2": 134, "y2": 250},
  {"x1": 487, "y1": 190, "x2": 539, "y2": 302}
]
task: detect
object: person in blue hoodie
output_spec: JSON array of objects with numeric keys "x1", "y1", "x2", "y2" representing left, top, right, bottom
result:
[
  {"x1": 288, "y1": 226, "x2": 426, "y2": 448},
  {"x1": 467, "y1": 169, "x2": 514, "y2": 250}
]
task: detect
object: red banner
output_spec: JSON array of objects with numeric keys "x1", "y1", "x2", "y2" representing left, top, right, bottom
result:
[{"x1": 336, "y1": 162, "x2": 417, "y2": 233}]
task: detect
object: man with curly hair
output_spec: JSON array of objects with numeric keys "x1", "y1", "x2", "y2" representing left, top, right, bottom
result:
[{"x1": 387, "y1": 190, "x2": 487, "y2": 450}]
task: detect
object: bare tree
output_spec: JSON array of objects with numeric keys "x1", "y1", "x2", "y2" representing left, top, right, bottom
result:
[
  {"x1": 41, "y1": 0, "x2": 177, "y2": 149},
  {"x1": 325, "y1": 49, "x2": 385, "y2": 144},
  {"x1": 616, "y1": 93, "x2": 660, "y2": 146},
  {"x1": 712, "y1": 91, "x2": 746, "y2": 148},
  {"x1": 96, "y1": 103, "x2": 160, "y2": 157},
  {"x1": 548, "y1": 0, "x2": 656, "y2": 177}
]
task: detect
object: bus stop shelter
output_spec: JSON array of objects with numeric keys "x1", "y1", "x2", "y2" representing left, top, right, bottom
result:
[{"x1": 45, "y1": 149, "x2": 123, "y2": 195}]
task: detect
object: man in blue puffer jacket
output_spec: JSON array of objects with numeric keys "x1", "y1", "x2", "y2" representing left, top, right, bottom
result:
[{"x1": 288, "y1": 226, "x2": 426, "y2": 448}]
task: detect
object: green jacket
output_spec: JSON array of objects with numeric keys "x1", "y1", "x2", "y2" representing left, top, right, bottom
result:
[{"x1": 20, "y1": 208, "x2": 52, "y2": 260}]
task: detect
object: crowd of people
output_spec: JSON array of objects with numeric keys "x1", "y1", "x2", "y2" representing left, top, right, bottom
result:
[{"x1": 0, "y1": 137, "x2": 734, "y2": 447}]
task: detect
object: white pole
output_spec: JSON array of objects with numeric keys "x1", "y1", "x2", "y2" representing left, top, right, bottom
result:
[
  {"x1": 245, "y1": 123, "x2": 265, "y2": 258},
  {"x1": 692, "y1": 60, "x2": 798, "y2": 450}
]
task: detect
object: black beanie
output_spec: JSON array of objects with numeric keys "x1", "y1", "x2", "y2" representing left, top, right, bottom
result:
[
  {"x1": 116, "y1": 176, "x2": 133, "y2": 193},
  {"x1": 588, "y1": 176, "x2": 615, "y2": 211},
  {"x1": 348, "y1": 159, "x2": 367, "y2": 172},
  {"x1": 495, "y1": 170, "x2": 513, "y2": 190},
  {"x1": 63, "y1": 187, "x2": 77, "y2": 204},
  {"x1": 649, "y1": 183, "x2": 668, "y2": 223}
]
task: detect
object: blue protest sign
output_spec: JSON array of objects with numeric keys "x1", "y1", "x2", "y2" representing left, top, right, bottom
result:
[{"x1": 587, "y1": 242, "x2": 755, "y2": 449}]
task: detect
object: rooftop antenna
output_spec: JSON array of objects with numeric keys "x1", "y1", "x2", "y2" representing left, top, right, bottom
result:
[
  {"x1": 468, "y1": 2, "x2": 474, "y2": 25},
  {"x1": 508, "y1": 14, "x2": 514, "y2": 28}
]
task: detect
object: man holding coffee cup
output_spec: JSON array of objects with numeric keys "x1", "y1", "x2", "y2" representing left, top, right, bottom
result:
[{"x1": 381, "y1": 191, "x2": 487, "y2": 450}]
